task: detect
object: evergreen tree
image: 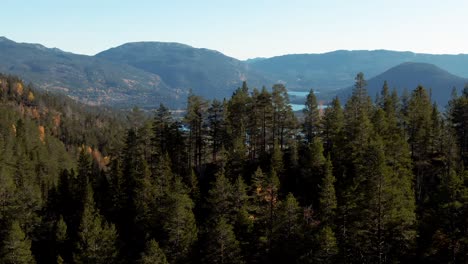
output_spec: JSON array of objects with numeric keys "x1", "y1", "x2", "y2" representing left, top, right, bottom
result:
[
  {"x1": 73, "y1": 186, "x2": 118, "y2": 264},
  {"x1": 300, "y1": 137, "x2": 326, "y2": 206},
  {"x1": 319, "y1": 155, "x2": 337, "y2": 223},
  {"x1": 448, "y1": 85, "x2": 468, "y2": 165},
  {"x1": 250, "y1": 87, "x2": 273, "y2": 158},
  {"x1": 1, "y1": 221, "x2": 36, "y2": 264},
  {"x1": 406, "y1": 86, "x2": 433, "y2": 202},
  {"x1": 204, "y1": 217, "x2": 244, "y2": 264},
  {"x1": 271, "y1": 140, "x2": 284, "y2": 174},
  {"x1": 151, "y1": 103, "x2": 173, "y2": 160},
  {"x1": 55, "y1": 215, "x2": 68, "y2": 262},
  {"x1": 207, "y1": 169, "x2": 234, "y2": 223},
  {"x1": 303, "y1": 89, "x2": 321, "y2": 143},
  {"x1": 426, "y1": 168, "x2": 467, "y2": 262},
  {"x1": 226, "y1": 82, "x2": 251, "y2": 147},
  {"x1": 312, "y1": 225, "x2": 339, "y2": 264},
  {"x1": 185, "y1": 94, "x2": 207, "y2": 171},
  {"x1": 271, "y1": 84, "x2": 296, "y2": 149},
  {"x1": 162, "y1": 178, "x2": 197, "y2": 263},
  {"x1": 231, "y1": 176, "x2": 253, "y2": 254},
  {"x1": 271, "y1": 193, "x2": 303, "y2": 263},
  {"x1": 208, "y1": 99, "x2": 227, "y2": 163},
  {"x1": 139, "y1": 239, "x2": 168, "y2": 264},
  {"x1": 226, "y1": 136, "x2": 247, "y2": 180}
]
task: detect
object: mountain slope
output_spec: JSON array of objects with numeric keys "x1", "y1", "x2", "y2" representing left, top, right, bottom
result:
[
  {"x1": 96, "y1": 42, "x2": 271, "y2": 99},
  {"x1": 341, "y1": 62, "x2": 468, "y2": 107},
  {"x1": 249, "y1": 50, "x2": 468, "y2": 94},
  {"x1": 0, "y1": 37, "x2": 179, "y2": 108}
]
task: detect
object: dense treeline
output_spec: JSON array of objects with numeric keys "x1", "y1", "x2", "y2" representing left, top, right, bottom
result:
[{"x1": 0, "y1": 74, "x2": 467, "y2": 263}]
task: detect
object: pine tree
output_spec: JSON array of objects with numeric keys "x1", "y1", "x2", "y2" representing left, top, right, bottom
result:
[
  {"x1": 1, "y1": 221, "x2": 36, "y2": 264},
  {"x1": 207, "y1": 169, "x2": 234, "y2": 223},
  {"x1": 151, "y1": 103, "x2": 173, "y2": 160},
  {"x1": 226, "y1": 82, "x2": 251, "y2": 147},
  {"x1": 376, "y1": 83, "x2": 417, "y2": 261},
  {"x1": 250, "y1": 167, "x2": 281, "y2": 261},
  {"x1": 139, "y1": 239, "x2": 168, "y2": 264},
  {"x1": 134, "y1": 164, "x2": 159, "y2": 239},
  {"x1": 226, "y1": 136, "x2": 247, "y2": 180},
  {"x1": 73, "y1": 186, "x2": 118, "y2": 264},
  {"x1": 300, "y1": 137, "x2": 326, "y2": 206},
  {"x1": 231, "y1": 176, "x2": 253, "y2": 253},
  {"x1": 55, "y1": 215, "x2": 68, "y2": 262},
  {"x1": 208, "y1": 99, "x2": 226, "y2": 163},
  {"x1": 448, "y1": 84, "x2": 468, "y2": 165},
  {"x1": 406, "y1": 86, "x2": 433, "y2": 202},
  {"x1": 153, "y1": 153, "x2": 174, "y2": 198},
  {"x1": 204, "y1": 217, "x2": 244, "y2": 264},
  {"x1": 303, "y1": 89, "x2": 321, "y2": 143},
  {"x1": 426, "y1": 168, "x2": 467, "y2": 262},
  {"x1": 0, "y1": 173, "x2": 16, "y2": 232},
  {"x1": 185, "y1": 94, "x2": 207, "y2": 171},
  {"x1": 312, "y1": 225, "x2": 339, "y2": 264},
  {"x1": 271, "y1": 140, "x2": 284, "y2": 174},
  {"x1": 319, "y1": 155, "x2": 337, "y2": 223},
  {"x1": 162, "y1": 177, "x2": 197, "y2": 263},
  {"x1": 271, "y1": 193, "x2": 303, "y2": 263},
  {"x1": 271, "y1": 84, "x2": 296, "y2": 149},
  {"x1": 250, "y1": 87, "x2": 273, "y2": 158}
]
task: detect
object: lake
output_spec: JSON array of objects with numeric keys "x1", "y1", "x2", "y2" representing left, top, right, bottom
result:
[
  {"x1": 288, "y1": 91, "x2": 324, "y2": 111},
  {"x1": 290, "y1": 103, "x2": 327, "y2": 112},
  {"x1": 288, "y1": 91, "x2": 320, "y2": 97}
]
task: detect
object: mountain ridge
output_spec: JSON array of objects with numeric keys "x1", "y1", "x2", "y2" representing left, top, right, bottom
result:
[
  {"x1": 1, "y1": 36, "x2": 468, "y2": 108},
  {"x1": 95, "y1": 41, "x2": 271, "y2": 100}
]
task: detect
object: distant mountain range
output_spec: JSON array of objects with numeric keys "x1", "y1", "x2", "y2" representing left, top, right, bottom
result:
[
  {"x1": 248, "y1": 50, "x2": 468, "y2": 95},
  {"x1": 339, "y1": 62, "x2": 468, "y2": 107},
  {"x1": 0, "y1": 37, "x2": 267, "y2": 108},
  {"x1": 0, "y1": 36, "x2": 467, "y2": 108}
]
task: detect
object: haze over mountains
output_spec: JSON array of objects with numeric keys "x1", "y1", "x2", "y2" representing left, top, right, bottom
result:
[{"x1": 1, "y1": 36, "x2": 467, "y2": 108}]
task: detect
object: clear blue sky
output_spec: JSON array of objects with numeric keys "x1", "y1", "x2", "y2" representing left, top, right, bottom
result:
[{"x1": 3, "y1": 0, "x2": 467, "y2": 59}]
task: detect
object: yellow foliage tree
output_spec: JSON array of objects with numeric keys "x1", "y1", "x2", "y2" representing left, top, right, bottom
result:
[
  {"x1": 27, "y1": 91, "x2": 34, "y2": 102},
  {"x1": 15, "y1": 83, "x2": 23, "y2": 96},
  {"x1": 38, "y1": 126, "x2": 45, "y2": 143}
]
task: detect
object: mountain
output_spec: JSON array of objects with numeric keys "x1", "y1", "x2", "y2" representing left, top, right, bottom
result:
[
  {"x1": 95, "y1": 41, "x2": 270, "y2": 100},
  {"x1": 341, "y1": 62, "x2": 468, "y2": 107},
  {"x1": 2, "y1": 36, "x2": 468, "y2": 109},
  {"x1": 0, "y1": 37, "x2": 183, "y2": 108},
  {"x1": 248, "y1": 50, "x2": 468, "y2": 95}
]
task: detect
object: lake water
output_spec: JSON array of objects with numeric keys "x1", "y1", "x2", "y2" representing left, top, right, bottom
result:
[
  {"x1": 290, "y1": 103, "x2": 327, "y2": 112},
  {"x1": 288, "y1": 91, "x2": 324, "y2": 111},
  {"x1": 288, "y1": 91, "x2": 320, "y2": 97}
]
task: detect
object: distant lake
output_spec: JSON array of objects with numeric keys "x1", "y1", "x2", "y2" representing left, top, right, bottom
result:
[
  {"x1": 288, "y1": 91, "x2": 324, "y2": 112},
  {"x1": 288, "y1": 91, "x2": 320, "y2": 97},
  {"x1": 290, "y1": 103, "x2": 328, "y2": 112},
  {"x1": 291, "y1": 104, "x2": 305, "y2": 111}
]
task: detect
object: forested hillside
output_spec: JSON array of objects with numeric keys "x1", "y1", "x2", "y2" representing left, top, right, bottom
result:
[{"x1": 0, "y1": 74, "x2": 467, "y2": 263}]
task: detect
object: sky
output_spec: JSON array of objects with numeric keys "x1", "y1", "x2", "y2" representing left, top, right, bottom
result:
[{"x1": 2, "y1": 0, "x2": 468, "y2": 60}]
